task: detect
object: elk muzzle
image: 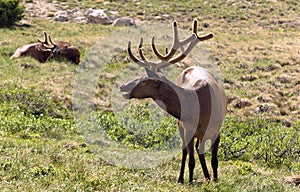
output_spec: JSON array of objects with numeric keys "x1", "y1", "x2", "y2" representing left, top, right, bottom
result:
[{"x1": 120, "y1": 78, "x2": 142, "y2": 99}]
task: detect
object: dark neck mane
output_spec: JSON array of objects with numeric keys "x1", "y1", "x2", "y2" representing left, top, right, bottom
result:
[{"x1": 151, "y1": 80, "x2": 183, "y2": 119}]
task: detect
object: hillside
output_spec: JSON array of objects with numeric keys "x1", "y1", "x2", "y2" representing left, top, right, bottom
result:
[{"x1": 0, "y1": 0, "x2": 299, "y2": 191}]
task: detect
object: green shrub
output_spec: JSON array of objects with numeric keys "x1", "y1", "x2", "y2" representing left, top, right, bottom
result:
[
  {"x1": 220, "y1": 116, "x2": 300, "y2": 171},
  {"x1": 0, "y1": 83, "x2": 71, "y2": 119},
  {"x1": 0, "y1": 84, "x2": 76, "y2": 138},
  {"x1": 95, "y1": 104, "x2": 180, "y2": 150},
  {"x1": 0, "y1": 0, "x2": 24, "y2": 27}
]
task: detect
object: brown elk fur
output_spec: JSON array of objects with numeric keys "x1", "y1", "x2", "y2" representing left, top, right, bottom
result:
[
  {"x1": 10, "y1": 43, "x2": 52, "y2": 63},
  {"x1": 52, "y1": 45, "x2": 81, "y2": 64}
]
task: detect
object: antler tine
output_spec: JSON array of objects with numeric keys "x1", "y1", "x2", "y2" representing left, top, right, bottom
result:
[
  {"x1": 138, "y1": 37, "x2": 143, "y2": 49},
  {"x1": 192, "y1": 18, "x2": 214, "y2": 41},
  {"x1": 44, "y1": 31, "x2": 48, "y2": 43},
  {"x1": 138, "y1": 37, "x2": 157, "y2": 69},
  {"x1": 167, "y1": 34, "x2": 213, "y2": 65},
  {"x1": 127, "y1": 41, "x2": 141, "y2": 63},
  {"x1": 192, "y1": 18, "x2": 198, "y2": 35},
  {"x1": 157, "y1": 19, "x2": 213, "y2": 71},
  {"x1": 151, "y1": 21, "x2": 179, "y2": 61},
  {"x1": 127, "y1": 40, "x2": 152, "y2": 70},
  {"x1": 48, "y1": 35, "x2": 56, "y2": 46},
  {"x1": 37, "y1": 31, "x2": 48, "y2": 44},
  {"x1": 151, "y1": 20, "x2": 197, "y2": 64}
]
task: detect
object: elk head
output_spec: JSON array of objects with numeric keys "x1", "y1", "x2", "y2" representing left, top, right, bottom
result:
[{"x1": 37, "y1": 32, "x2": 80, "y2": 64}]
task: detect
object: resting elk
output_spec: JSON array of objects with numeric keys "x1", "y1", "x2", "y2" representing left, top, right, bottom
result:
[
  {"x1": 120, "y1": 19, "x2": 227, "y2": 184},
  {"x1": 11, "y1": 32, "x2": 80, "y2": 64}
]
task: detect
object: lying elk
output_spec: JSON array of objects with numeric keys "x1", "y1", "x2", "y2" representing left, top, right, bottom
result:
[
  {"x1": 120, "y1": 19, "x2": 227, "y2": 184},
  {"x1": 11, "y1": 32, "x2": 80, "y2": 64}
]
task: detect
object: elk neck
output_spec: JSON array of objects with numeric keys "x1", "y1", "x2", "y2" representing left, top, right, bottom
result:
[
  {"x1": 149, "y1": 77, "x2": 211, "y2": 124},
  {"x1": 151, "y1": 79, "x2": 186, "y2": 120}
]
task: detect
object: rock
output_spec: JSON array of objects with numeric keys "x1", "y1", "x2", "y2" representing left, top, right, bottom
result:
[
  {"x1": 47, "y1": 11, "x2": 55, "y2": 17},
  {"x1": 75, "y1": 16, "x2": 86, "y2": 23},
  {"x1": 112, "y1": 17, "x2": 136, "y2": 27},
  {"x1": 54, "y1": 15, "x2": 69, "y2": 22},
  {"x1": 86, "y1": 9, "x2": 113, "y2": 25},
  {"x1": 54, "y1": 11, "x2": 69, "y2": 22},
  {"x1": 154, "y1": 16, "x2": 164, "y2": 20},
  {"x1": 72, "y1": 10, "x2": 83, "y2": 17}
]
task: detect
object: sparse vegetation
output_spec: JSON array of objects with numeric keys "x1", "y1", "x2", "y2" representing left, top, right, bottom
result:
[{"x1": 0, "y1": 0, "x2": 299, "y2": 191}]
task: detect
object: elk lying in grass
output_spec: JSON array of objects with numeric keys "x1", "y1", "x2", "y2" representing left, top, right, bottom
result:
[
  {"x1": 11, "y1": 32, "x2": 80, "y2": 64},
  {"x1": 120, "y1": 19, "x2": 227, "y2": 184}
]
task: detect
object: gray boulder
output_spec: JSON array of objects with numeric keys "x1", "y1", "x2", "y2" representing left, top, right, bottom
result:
[{"x1": 86, "y1": 9, "x2": 113, "y2": 25}]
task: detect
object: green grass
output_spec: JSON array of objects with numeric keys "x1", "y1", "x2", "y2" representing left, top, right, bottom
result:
[
  {"x1": 0, "y1": 134, "x2": 299, "y2": 191},
  {"x1": 0, "y1": 0, "x2": 299, "y2": 191}
]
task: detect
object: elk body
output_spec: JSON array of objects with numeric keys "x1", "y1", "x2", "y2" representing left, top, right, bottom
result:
[
  {"x1": 120, "y1": 19, "x2": 227, "y2": 184},
  {"x1": 11, "y1": 32, "x2": 80, "y2": 64}
]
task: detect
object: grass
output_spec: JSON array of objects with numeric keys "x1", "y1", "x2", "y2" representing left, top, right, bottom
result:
[
  {"x1": 0, "y1": 134, "x2": 298, "y2": 191},
  {"x1": 0, "y1": 0, "x2": 299, "y2": 191}
]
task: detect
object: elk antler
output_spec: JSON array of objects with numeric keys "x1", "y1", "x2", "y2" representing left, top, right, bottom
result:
[
  {"x1": 37, "y1": 32, "x2": 57, "y2": 52},
  {"x1": 37, "y1": 32, "x2": 46, "y2": 43},
  {"x1": 127, "y1": 19, "x2": 213, "y2": 73}
]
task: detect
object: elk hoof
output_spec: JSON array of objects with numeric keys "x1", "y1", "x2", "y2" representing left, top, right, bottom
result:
[{"x1": 177, "y1": 178, "x2": 184, "y2": 184}]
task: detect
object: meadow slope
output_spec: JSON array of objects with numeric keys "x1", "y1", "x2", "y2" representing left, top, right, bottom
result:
[{"x1": 0, "y1": 0, "x2": 299, "y2": 191}]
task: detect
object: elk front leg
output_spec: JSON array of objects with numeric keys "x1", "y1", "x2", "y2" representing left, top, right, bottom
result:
[
  {"x1": 178, "y1": 124, "x2": 187, "y2": 183},
  {"x1": 178, "y1": 138, "x2": 195, "y2": 184},
  {"x1": 178, "y1": 146, "x2": 187, "y2": 183},
  {"x1": 211, "y1": 134, "x2": 220, "y2": 182}
]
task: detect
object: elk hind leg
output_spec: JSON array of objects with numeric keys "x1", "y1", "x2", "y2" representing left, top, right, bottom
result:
[
  {"x1": 196, "y1": 139, "x2": 211, "y2": 180},
  {"x1": 188, "y1": 139, "x2": 195, "y2": 184}
]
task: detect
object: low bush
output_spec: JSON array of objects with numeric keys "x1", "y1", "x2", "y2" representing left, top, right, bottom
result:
[
  {"x1": 0, "y1": 84, "x2": 76, "y2": 138},
  {"x1": 96, "y1": 104, "x2": 180, "y2": 150},
  {"x1": 220, "y1": 116, "x2": 299, "y2": 171},
  {"x1": 0, "y1": 0, "x2": 24, "y2": 27}
]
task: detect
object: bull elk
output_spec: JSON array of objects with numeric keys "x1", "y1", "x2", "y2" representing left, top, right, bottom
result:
[
  {"x1": 11, "y1": 32, "x2": 80, "y2": 64},
  {"x1": 120, "y1": 19, "x2": 227, "y2": 184}
]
